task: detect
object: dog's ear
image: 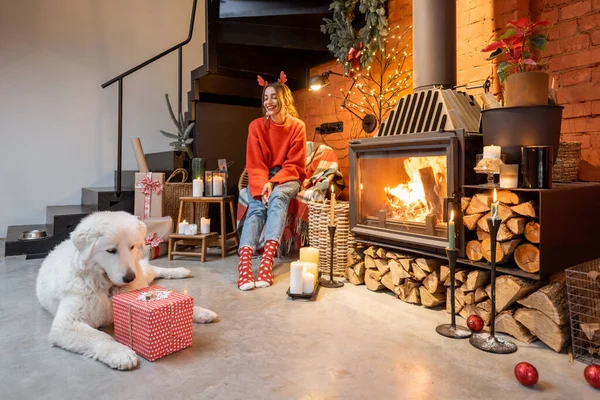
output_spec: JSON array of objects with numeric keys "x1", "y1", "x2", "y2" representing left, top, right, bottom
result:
[{"x1": 71, "y1": 218, "x2": 102, "y2": 261}]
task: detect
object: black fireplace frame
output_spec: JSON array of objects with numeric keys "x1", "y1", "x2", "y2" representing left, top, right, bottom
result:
[{"x1": 349, "y1": 130, "x2": 468, "y2": 257}]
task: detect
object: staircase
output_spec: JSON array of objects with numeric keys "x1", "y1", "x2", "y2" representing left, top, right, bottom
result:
[{"x1": 4, "y1": 0, "x2": 333, "y2": 259}]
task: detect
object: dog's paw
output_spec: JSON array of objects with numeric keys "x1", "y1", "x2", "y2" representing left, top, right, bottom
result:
[
  {"x1": 96, "y1": 342, "x2": 139, "y2": 370},
  {"x1": 164, "y1": 267, "x2": 192, "y2": 279},
  {"x1": 193, "y1": 306, "x2": 218, "y2": 324}
]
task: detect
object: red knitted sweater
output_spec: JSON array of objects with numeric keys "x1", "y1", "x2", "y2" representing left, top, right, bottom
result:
[{"x1": 246, "y1": 116, "x2": 307, "y2": 198}]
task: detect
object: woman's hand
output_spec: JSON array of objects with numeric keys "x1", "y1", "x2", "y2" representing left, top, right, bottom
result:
[{"x1": 262, "y1": 182, "x2": 274, "y2": 207}]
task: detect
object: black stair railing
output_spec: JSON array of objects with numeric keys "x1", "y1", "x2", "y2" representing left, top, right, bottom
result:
[{"x1": 101, "y1": 0, "x2": 198, "y2": 197}]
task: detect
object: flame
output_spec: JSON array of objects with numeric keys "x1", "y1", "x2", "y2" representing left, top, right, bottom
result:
[{"x1": 384, "y1": 156, "x2": 447, "y2": 222}]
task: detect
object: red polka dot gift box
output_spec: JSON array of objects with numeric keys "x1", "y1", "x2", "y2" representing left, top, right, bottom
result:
[{"x1": 112, "y1": 286, "x2": 194, "y2": 362}]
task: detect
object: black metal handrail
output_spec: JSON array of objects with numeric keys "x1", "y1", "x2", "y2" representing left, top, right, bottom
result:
[{"x1": 101, "y1": 0, "x2": 198, "y2": 197}]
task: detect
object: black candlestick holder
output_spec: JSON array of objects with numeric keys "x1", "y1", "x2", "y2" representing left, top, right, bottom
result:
[
  {"x1": 320, "y1": 224, "x2": 344, "y2": 288},
  {"x1": 469, "y1": 217, "x2": 518, "y2": 354},
  {"x1": 436, "y1": 248, "x2": 472, "y2": 339}
]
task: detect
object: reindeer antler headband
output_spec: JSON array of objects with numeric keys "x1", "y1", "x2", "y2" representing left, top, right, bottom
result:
[{"x1": 257, "y1": 71, "x2": 288, "y2": 87}]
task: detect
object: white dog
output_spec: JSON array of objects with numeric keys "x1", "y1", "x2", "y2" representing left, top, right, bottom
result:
[{"x1": 36, "y1": 211, "x2": 217, "y2": 370}]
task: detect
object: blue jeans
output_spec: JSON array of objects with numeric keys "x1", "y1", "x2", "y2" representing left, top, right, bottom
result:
[{"x1": 239, "y1": 178, "x2": 301, "y2": 252}]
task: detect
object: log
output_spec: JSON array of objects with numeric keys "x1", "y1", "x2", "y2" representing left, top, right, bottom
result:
[
  {"x1": 461, "y1": 197, "x2": 471, "y2": 212},
  {"x1": 404, "y1": 279, "x2": 421, "y2": 291},
  {"x1": 365, "y1": 269, "x2": 385, "y2": 291},
  {"x1": 374, "y1": 258, "x2": 390, "y2": 274},
  {"x1": 474, "y1": 287, "x2": 489, "y2": 302},
  {"x1": 415, "y1": 258, "x2": 443, "y2": 273},
  {"x1": 482, "y1": 238, "x2": 522, "y2": 264},
  {"x1": 466, "y1": 194, "x2": 491, "y2": 215},
  {"x1": 405, "y1": 287, "x2": 421, "y2": 304},
  {"x1": 419, "y1": 286, "x2": 445, "y2": 307},
  {"x1": 464, "y1": 213, "x2": 484, "y2": 231},
  {"x1": 498, "y1": 223, "x2": 518, "y2": 241},
  {"x1": 514, "y1": 243, "x2": 540, "y2": 273},
  {"x1": 398, "y1": 259, "x2": 412, "y2": 272},
  {"x1": 581, "y1": 323, "x2": 600, "y2": 342},
  {"x1": 363, "y1": 246, "x2": 377, "y2": 257},
  {"x1": 376, "y1": 247, "x2": 387, "y2": 258},
  {"x1": 477, "y1": 212, "x2": 492, "y2": 232},
  {"x1": 411, "y1": 263, "x2": 429, "y2": 281},
  {"x1": 524, "y1": 221, "x2": 540, "y2": 244},
  {"x1": 476, "y1": 228, "x2": 490, "y2": 241},
  {"x1": 423, "y1": 270, "x2": 444, "y2": 293},
  {"x1": 419, "y1": 166, "x2": 443, "y2": 220},
  {"x1": 515, "y1": 308, "x2": 570, "y2": 352},
  {"x1": 497, "y1": 203, "x2": 516, "y2": 222},
  {"x1": 389, "y1": 260, "x2": 410, "y2": 284},
  {"x1": 463, "y1": 291, "x2": 476, "y2": 305},
  {"x1": 385, "y1": 251, "x2": 398, "y2": 259},
  {"x1": 439, "y1": 265, "x2": 450, "y2": 283},
  {"x1": 477, "y1": 299, "x2": 492, "y2": 313},
  {"x1": 381, "y1": 272, "x2": 395, "y2": 292},
  {"x1": 455, "y1": 270, "x2": 468, "y2": 283},
  {"x1": 495, "y1": 310, "x2": 537, "y2": 344},
  {"x1": 346, "y1": 267, "x2": 364, "y2": 285},
  {"x1": 511, "y1": 201, "x2": 537, "y2": 218},
  {"x1": 497, "y1": 190, "x2": 519, "y2": 205},
  {"x1": 492, "y1": 275, "x2": 540, "y2": 312},
  {"x1": 506, "y1": 217, "x2": 527, "y2": 235},
  {"x1": 459, "y1": 304, "x2": 480, "y2": 321},
  {"x1": 364, "y1": 255, "x2": 376, "y2": 270},
  {"x1": 475, "y1": 303, "x2": 492, "y2": 326},
  {"x1": 517, "y1": 281, "x2": 569, "y2": 325},
  {"x1": 463, "y1": 270, "x2": 491, "y2": 292},
  {"x1": 354, "y1": 262, "x2": 366, "y2": 278},
  {"x1": 446, "y1": 287, "x2": 464, "y2": 314}
]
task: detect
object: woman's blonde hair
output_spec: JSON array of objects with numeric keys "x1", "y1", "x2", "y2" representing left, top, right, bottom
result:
[{"x1": 261, "y1": 82, "x2": 298, "y2": 119}]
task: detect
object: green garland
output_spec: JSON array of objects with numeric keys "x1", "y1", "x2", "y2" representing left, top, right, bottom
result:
[{"x1": 321, "y1": 0, "x2": 388, "y2": 74}]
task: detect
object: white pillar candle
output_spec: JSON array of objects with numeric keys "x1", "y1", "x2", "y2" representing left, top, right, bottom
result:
[
  {"x1": 200, "y1": 217, "x2": 210, "y2": 234},
  {"x1": 213, "y1": 176, "x2": 224, "y2": 196},
  {"x1": 302, "y1": 271, "x2": 315, "y2": 294},
  {"x1": 178, "y1": 220, "x2": 189, "y2": 234},
  {"x1": 186, "y1": 224, "x2": 198, "y2": 236},
  {"x1": 289, "y1": 261, "x2": 304, "y2": 294},
  {"x1": 299, "y1": 247, "x2": 319, "y2": 265},
  {"x1": 483, "y1": 145, "x2": 501, "y2": 160},
  {"x1": 302, "y1": 261, "x2": 318, "y2": 281},
  {"x1": 192, "y1": 178, "x2": 204, "y2": 197}
]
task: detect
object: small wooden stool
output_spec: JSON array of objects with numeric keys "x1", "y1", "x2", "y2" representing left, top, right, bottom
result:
[{"x1": 168, "y1": 232, "x2": 218, "y2": 262}]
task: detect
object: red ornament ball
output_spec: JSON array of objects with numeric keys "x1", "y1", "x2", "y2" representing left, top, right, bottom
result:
[
  {"x1": 467, "y1": 315, "x2": 484, "y2": 332},
  {"x1": 584, "y1": 364, "x2": 600, "y2": 389},
  {"x1": 514, "y1": 362, "x2": 539, "y2": 386}
]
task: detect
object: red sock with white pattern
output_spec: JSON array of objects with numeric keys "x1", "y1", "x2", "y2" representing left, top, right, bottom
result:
[
  {"x1": 255, "y1": 240, "x2": 278, "y2": 288},
  {"x1": 237, "y1": 246, "x2": 254, "y2": 291}
]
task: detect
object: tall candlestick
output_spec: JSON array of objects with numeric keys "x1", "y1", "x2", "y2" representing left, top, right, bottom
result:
[
  {"x1": 329, "y1": 185, "x2": 336, "y2": 225},
  {"x1": 491, "y1": 188, "x2": 499, "y2": 220},
  {"x1": 448, "y1": 210, "x2": 456, "y2": 250},
  {"x1": 289, "y1": 261, "x2": 304, "y2": 294}
]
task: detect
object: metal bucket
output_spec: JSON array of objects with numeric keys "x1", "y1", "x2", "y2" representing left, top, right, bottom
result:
[{"x1": 481, "y1": 105, "x2": 563, "y2": 165}]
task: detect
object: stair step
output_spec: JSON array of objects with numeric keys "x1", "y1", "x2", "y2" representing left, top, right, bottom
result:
[
  {"x1": 4, "y1": 223, "x2": 69, "y2": 259},
  {"x1": 82, "y1": 187, "x2": 135, "y2": 211},
  {"x1": 46, "y1": 205, "x2": 98, "y2": 235}
]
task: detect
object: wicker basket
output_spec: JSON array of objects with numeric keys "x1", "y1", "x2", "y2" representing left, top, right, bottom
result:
[
  {"x1": 162, "y1": 168, "x2": 208, "y2": 224},
  {"x1": 308, "y1": 193, "x2": 355, "y2": 278},
  {"x1": 552, "y1": 141, "x2": 581, "y2": 183}
]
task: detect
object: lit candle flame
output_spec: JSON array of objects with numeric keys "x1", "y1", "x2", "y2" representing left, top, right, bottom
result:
[
  {"x1": 493, "y1": 188, "x2": 497, "y2": 203},
  {"x1": 450, "y1": 209, "x2": 454, "y2": 222},
  {"x1": 360, "y1": 183, "x2": 363, "y2": 191}
]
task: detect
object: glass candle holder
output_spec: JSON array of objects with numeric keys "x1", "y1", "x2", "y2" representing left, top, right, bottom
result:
[
  {"x1": 212, "y1": 171, "x2": 227, "y2": 196},
  {"x1": 499, "y1": 164, "x2": 519, "y2": 189},
  {"x1": 191, "y1": 158, "x2": 205, "y2": 180},
  {"x1": 205, "y1": 171, "x2": 213, "y2": 197}
]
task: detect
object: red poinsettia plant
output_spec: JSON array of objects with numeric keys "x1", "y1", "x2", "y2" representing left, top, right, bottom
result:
[{"x1": 482, "y1": 17, "x2": 550, "y2": 83}]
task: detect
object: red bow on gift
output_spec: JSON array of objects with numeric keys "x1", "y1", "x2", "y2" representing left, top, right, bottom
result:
[
  {"x1": 348, "y1": 43, "x2": 363, "y2": 73},
  {"x1": 144, "y1": 232, "x2": 164, "y2": 248},
  {"x1": 136, "y1": 173, "x2": 163, "y2": 195}
]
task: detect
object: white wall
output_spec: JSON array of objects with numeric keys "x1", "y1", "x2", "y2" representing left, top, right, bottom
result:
[{"x1": 0, "y1": 0, "x2": 206, "y2": 236}]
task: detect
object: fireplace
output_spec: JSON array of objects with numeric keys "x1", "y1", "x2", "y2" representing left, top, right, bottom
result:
[{"x1": 350, "y1": 129, "x2": 483, "y2": 257}]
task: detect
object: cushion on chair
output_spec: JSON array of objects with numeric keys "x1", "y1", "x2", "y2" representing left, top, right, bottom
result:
[{"x1": 236, "y1": 142, "x2": 344, "y2": 255}]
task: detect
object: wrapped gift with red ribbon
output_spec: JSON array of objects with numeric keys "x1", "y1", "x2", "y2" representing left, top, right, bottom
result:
[
  {"x1": 112, "y1": 286, "x2": 193, "y2": 361},
  {"x1": 134, "y1": 172, "x2": 165, "y2": 219},
  {"x1": 142, "y1": 216, "x2": 173, "y2": 260}
]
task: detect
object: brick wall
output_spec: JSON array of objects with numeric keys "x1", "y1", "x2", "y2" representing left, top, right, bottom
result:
[{"x1": 295, "y1": 0, "x2": 600, "y2": 196}]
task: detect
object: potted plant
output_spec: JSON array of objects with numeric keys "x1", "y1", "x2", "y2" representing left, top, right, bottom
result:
[{"x1": 482, "y1": 18, "x2": 550, "y2": 106}]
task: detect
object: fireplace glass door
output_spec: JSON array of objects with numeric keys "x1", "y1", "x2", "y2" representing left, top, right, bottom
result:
[{"x1": 350, "y1": 132, "x2": 459, "y2": 253}]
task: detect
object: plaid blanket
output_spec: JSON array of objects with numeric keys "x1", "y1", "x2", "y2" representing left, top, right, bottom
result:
[{"x1": 237, "y1": 142, "x2": 345, "y2": 255}]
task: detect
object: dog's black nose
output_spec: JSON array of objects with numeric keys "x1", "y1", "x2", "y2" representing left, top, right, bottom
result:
[{"x1": 122, "y1": 270, "x2": 136, "y2": 283}]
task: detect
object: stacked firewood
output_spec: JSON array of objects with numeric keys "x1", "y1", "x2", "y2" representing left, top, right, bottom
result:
[
  {"x1": 463, "y1": 190, "x2": 541, "y2": 273},
  {"x1": 347, "y1": 245, "x2": 570, "y2": 352}
]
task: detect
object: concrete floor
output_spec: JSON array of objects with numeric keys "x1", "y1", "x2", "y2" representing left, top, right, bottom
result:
[{"x1": 0, "y1": 239, "x2": 597, "y2": 399}]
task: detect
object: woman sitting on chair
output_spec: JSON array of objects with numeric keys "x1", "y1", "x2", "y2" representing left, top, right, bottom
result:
[{"x1": 237, "y1": 71, "x2": 307, "y2": 291}]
